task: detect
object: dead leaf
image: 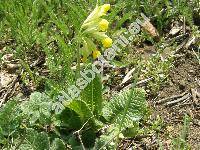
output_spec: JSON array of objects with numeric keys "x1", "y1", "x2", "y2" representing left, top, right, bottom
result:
[
  {"x1": 141, "y1": 20, "x2": 159, "y2": 37},
  {"x1": 121, "y1": 68, "x2": 135, "y2": 85}
]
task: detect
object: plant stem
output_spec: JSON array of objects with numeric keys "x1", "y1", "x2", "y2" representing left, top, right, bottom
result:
[
  {"x1": 77, "y1": 42, "x2": 81, "y2": 77},
  {"x1": 20, "y1": 59, "x2": 36, "y2": 84},
  {"x1": 75, "y1": 34, "x2": 81, "y2": 78}
]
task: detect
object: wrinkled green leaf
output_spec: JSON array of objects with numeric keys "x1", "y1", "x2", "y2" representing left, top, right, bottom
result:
[
  {"x1": 94, "y1": 125, "x2": 119, "y2": 150},
  {"x1": 102, "y1": 88, "x2": 147, "y2": 128},
  {"x1": 18, "y1": 128, "x2": 49, "y2": 150},
  {"x1": 81, "y1": 75, "x2": 103, "y2": 115},
  {"x1": 68, "y1": 100, "x2": 93, "y2": 122},
  {"x1": 0, "y1": 100, "x2": 21, "y2": 137}
]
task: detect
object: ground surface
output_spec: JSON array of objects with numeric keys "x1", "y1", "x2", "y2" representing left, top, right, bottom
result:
[
  {"x1": 1, "y1": 9, "x2": 200, "y2": 150},
  {"x1": 117, "y1": 48, "x2": 200, "y2": 149},
  {"x1": 1, "y1": 36, "x2": 200, "y2": 150},
  {"x1": 153, "y1": 50, "x2": 200, "y2": 150}
]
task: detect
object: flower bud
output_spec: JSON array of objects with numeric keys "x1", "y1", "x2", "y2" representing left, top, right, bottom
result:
[
  {"x1": 102, "y1": 37, "x2": 112, "y2": 48},
  {"x1": 102, "y1": 4, "x2": 110, "y2": 13},
  {"x1": 99, "y1": 19, "x2": 109, "y2": 31}
]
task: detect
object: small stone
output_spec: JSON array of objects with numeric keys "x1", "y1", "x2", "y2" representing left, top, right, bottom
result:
[
  {"x1": 169, "y1": 26, "x2": 182, "y2": 35},
  {"x1": 6, "y1": 64, "x2": 20, "y2": 73},
  {"x1": 189, "y1": 70, "x2": 194, "y2": 73}
]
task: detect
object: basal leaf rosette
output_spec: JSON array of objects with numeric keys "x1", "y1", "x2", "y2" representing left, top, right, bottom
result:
[{"x1": 80, "y1": 4, "x2": 112, "y2": 61}]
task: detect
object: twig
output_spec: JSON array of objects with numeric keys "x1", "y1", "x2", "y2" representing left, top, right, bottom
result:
[
  {"x1": 192, "y1": 48, "x2": 200, "y2": 64},
  {"x1": 191, "y1": 88, "x2": 199, "y2": 104},
  {"x1": 166, "y1": 33, "x2": 189, "y2": 43},
  {"x1": 115, "y1": 77, "x2": 154, "y2": 91},
  {"x1": 0, "y1": 88, "x2": 6, "y2": 95},
  {"x1": 183, "y1": 16, "x2": 186, "y2": 34},
  {"x1": 178, "y1": 102, "x2": 193, "y2": 108},
  {"x1": 156, "y1": 92, "x2": 187, "y2": 104},
  {"x1": 0, "y1": 77, "x2": 18, "y2": 107},
  {"x1": 164, "y1": 93, "x2": 191, "y2": 106},
  {"x1": 0, "y1": 69, "x2": 24, "y2": 107},
  {"x1": 121, "y1": 68, "x2": 136, "y2": 85},
  {"x1": 174, "y1": 38, "x2": 189, "y2": 53},
  {"x1": 137, "y1": 77, "x2": 154, "y2": 85},
  {"x1": 185, "y1": 36, "x2": 196, "y2": 49}
]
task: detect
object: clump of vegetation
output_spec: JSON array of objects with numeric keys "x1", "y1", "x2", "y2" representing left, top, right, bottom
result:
[{"x1": 0, "y1": 0, "x2": 199, "y2": 149}]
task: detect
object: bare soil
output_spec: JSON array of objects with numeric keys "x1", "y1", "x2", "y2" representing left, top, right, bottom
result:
[
  {"x1": 118, "y1": 49, "x2": 200, "y2": 150},
  {"x1": 153, "y1": 50, "x2": 200, "y2": 150},
  {"x1": 150, "y1": 50, "x2": 200, "y2": 150}
]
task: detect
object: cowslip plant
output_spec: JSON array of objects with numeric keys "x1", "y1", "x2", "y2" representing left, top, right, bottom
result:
[
  {"x1": 0, "y1": 2, "x2": 149, "y2": 149},
  {"x1": 55, "y1": 3, "x2": 148, "y2": 149},
  {"x1": 55, "y1": 3, "x2": 148, "y2": 147}
]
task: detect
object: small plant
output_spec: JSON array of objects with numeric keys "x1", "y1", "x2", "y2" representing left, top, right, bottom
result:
[
  {"x1": 2, "y1": 0, "x2": 198, "y2": 149},
  {"x1": 0, "y1": 2, "x2": 148, "y2": 149},
  {"x1": 172, "y1": 114, "x2": 191, "y2": 150}
]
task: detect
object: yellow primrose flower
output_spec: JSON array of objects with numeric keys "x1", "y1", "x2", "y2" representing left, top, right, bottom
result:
[
  {"x1": 102, "y1": 4, "x2": 110, "y2": 13},
  {"x1": 99, "y1": 19, "x2": 109, "y2": 31},
  {"x1": 102, "y1": 37, "x2": 112, "y2": 48},
  {"x1": 92, "y1": 50, "x2": 101, "y2": 59}
]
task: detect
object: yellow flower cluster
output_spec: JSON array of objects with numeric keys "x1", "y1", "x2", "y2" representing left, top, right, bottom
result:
[
  {"x1": 80, "y1": 4, "x2": 112, "y2": 61},
  {"x1": 99, "y1": 19, "x2": 109, "y2": 31},
  {"x1": 102, "y1": 37, "x2": 112, "y2": 48}
]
